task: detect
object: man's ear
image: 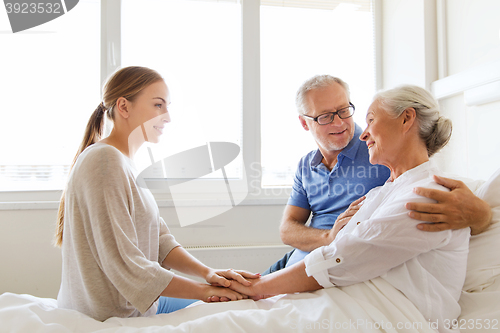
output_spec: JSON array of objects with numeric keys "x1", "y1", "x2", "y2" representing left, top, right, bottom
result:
[
  {"x1": 299, "y1": 115, "x2": 310, "y2": 131},
  {"x1": 115, "y1": 97, "x2": 130, "y2": 119}
]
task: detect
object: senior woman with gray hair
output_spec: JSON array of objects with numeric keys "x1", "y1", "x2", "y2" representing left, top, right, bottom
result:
[{"x1": 227, "y1": 85, "x2": 469, "y2": 333}]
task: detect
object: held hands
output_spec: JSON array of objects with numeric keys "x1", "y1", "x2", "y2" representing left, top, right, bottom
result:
[
  {"x1": 205, "y1": 268, "x2": 260, "y2": 288},
  {"x1": 326, "y1": 196, "x2": 365, "y2": 244},
  {"x1": 406, "y1": 175, "x2": 492, "y2": 235},
  {"x1": 203, "y1": 268, "x2": 261, "y2": 302},
  {"x1": 225, "y1": 278, "x2": 275, "y2": 301},
  {"x1": 203, "y1": 284, "x2": 248, "y2": 303}
]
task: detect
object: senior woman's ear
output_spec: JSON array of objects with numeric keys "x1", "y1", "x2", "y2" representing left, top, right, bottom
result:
[{"x1": 401, "y1": 107, "x2": 417, "y2": 134}]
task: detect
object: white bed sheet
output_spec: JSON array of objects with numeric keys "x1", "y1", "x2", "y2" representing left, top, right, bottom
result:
[
  {"x1": 458, "y1": 280, "x2": 500, "y2": 332},
  {"x1": 0, "y1": 277, "x2": 438, "y2": 333},
  {"x1": 2, "y1": 274, "x2": 498, "y2": 333}
]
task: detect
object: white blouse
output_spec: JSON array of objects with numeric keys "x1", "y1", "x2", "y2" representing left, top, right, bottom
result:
[{"x1": 304, "y1": 161, "x2": 470, "y2": 333}]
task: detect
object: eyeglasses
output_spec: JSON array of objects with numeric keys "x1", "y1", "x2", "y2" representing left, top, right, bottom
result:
[{"x1": 301, "y1": 103, "x2": 355, "y2": 125}]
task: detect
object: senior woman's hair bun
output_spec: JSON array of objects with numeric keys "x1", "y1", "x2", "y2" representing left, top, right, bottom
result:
[
  {"x1": 426, "y1": 116, "x2": 452, "y2": 157},
  {"x1": 374, "y1": 84, "x2": 452, "y2": 157}
]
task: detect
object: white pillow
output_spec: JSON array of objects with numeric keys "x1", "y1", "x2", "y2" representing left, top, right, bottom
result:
[{"x1": 462, "y1": 168, "x2": 500, "y2": 292}]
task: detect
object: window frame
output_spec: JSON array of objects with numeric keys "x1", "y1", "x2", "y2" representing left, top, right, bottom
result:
[{"x1": 0, "y1": 0, "x2": 381, "y2": 208}]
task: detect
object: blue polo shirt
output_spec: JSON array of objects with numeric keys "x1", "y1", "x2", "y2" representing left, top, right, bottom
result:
[{"x1": 286, "y1": 124, "x2": 391, "y2": 267}]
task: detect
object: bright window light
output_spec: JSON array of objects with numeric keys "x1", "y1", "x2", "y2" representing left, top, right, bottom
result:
[
  {"x1": 121, "y1": 0, "x2": 243, "y2": 179},
  {"x1": 260, "y1": 0, "x2": 375, "y2": 186},
  {"x1": 0, "y1": 0, "x2": 100, "y2": 191}
]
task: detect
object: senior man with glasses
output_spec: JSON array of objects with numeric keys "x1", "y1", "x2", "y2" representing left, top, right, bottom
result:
[{"x1": 263, "y1": 75, "x2": 492, "y2": 274}]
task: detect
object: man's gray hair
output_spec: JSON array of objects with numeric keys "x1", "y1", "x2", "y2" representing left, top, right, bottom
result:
[
  {"x1": 374, "y1": 85, "x2": 452, "y2": 157},
  {"x1": 295, "y1": 75, "x2": 351, "y2": 115}
]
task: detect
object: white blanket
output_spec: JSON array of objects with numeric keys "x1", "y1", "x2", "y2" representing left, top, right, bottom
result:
[
  {"x1": 458, "y1": 280, "x2": 500, "y2": 333},
  {"x1": 0, "y1": 277, "x2": 437, "y2": 333}
]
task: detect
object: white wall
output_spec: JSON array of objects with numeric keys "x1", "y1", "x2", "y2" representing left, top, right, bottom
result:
[
  {"x1": 381, "y1": 0, "x2": 500, "y2": 180},
  {"x1": 0, "y1": 209, "x2": 62, "y2": 298},
  {"x1": 438, "y1": 0, "x2": 500, "y2": 180}
]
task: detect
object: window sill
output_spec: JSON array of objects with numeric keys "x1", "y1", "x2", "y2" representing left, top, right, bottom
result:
[
  {"x1": 0, "y1": 183, "x2": 292, "y2": 210},
  {"x1": 0, "y1": 196, "x2": 289, "y2": 211}
]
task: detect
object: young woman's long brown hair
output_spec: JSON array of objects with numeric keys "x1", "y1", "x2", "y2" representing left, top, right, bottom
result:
[{"x1": 54, "y1": 66, "x2": 163, "y2": 247}]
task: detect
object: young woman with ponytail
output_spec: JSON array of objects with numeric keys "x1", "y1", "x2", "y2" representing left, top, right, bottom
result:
[{"x1": 55, "y1": 66, "x2": 258, "y2": 321}]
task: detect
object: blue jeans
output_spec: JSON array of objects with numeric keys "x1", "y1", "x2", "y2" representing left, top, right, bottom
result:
[
  {"x1": 156, "y1": 297, "x2": 198, "y2": 314},
  {"x1": 262, "y1": 249, "x2": 295, "y2": 275}
]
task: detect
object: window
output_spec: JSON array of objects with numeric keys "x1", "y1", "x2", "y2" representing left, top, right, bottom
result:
[
  {"x1": 0, "y1": 0, "x2": 377, "y2": 199},
  {"x1": 0, "y1": 0, "x2": 100, "y2": 191},
  {"x1": 260, "y1": 0, "x2": 376, "y2": 186},
  {"x1": 121, "y1": 0, "x2": 243, "y2": 179}
]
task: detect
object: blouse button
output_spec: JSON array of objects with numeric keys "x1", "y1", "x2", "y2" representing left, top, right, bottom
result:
[
  {"x1": 357, "y1": 222, "x2": 361, "y2": 225},
  {"x1": 336, "y1": 258, "x2": 341, "y2": 263}
]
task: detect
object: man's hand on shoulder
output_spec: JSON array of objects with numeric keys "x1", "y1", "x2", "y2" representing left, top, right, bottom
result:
[
  {"x1": 406, "y1": 175, "x2": 492, "y2": 235},
  {"x1": 326, "y1": 196, "x2": 365, "y2": 243}
]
